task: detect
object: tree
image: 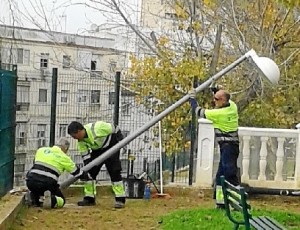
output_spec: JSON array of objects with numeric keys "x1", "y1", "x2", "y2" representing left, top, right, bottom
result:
[{"x1": 128, "y1": 0, "x2": 300, "y2": 155}]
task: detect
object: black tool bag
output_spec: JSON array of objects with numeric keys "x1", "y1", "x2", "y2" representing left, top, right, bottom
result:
[{"x1": 123, "y1": 175, "x2": 145, "y2": 199}]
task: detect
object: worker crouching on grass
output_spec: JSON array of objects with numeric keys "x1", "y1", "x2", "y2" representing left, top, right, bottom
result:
[
  {"x1": 67, "y1": 121, "x2": 126, "y2": 208},
  {"x1": 26, "y1": 138, "x2": 87, "y2": 209}
]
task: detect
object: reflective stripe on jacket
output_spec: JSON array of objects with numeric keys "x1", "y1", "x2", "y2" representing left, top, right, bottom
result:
[
  {"x1": 197, "y1": 100, "x2": 239, "y2": 144},
  {"x1": 77, "y1": 121, "x2": 120, "y2": 157},
  {"x1": 28, "y1": 146, "x2": 81, "y2": 181}
]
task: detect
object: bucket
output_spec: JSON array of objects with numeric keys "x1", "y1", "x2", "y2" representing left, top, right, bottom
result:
[{"x1": 123, "y1": 176, "x2": 145, "y2": 199}]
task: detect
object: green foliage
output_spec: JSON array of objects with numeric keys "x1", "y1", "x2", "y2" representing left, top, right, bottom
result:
[
  {"x1": 129, "y1": 38, "x2": 211, "y2": 155},
  {"x1": 222, "y1": 0, "x2": 300, "y2": 128},
  {"x1": 160, "y1": 207, "x2": 300, "y2": 229},
  {"x1": 128, "y1": 0, "x2": 300, "y2": 156},
  {"x1": 277, "y1": 0, "x2": 300, "y2": 7}
]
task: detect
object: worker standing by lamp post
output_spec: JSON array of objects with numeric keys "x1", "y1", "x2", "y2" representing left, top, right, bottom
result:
[{"x1": 190, "y1": 87, "x2": 239, "y2": 209}]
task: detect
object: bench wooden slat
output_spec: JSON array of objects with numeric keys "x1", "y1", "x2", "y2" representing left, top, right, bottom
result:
[
  {"x1": 251, "y1": 216, "x2": 281, "y2": 230},
  {"x1": 227, "y1": 198, "x2": 243, "y2": 212},
  {"x1": 257, "y1": 216, "x2": 280, "y2": 229},
  {"x1": 252, "y1": 216, "x2": 277, "y2": 229},
  {"x1": 249, "y1": 218, "x2": 266, "y2": 229},
  {"x1": 228, "y1": 188, "x2": 242, "y2": 200},
  {"x1": 264, "y1": 216, "x2": 286, "y2": 230}
]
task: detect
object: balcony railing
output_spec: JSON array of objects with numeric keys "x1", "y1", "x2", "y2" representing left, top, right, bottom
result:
[{"x1": 194, "y1": 119, "x2": 300, "y2": 190}]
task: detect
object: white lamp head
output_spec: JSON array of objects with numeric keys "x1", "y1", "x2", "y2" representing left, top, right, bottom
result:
[{"x1": 247, "y1": 50, "x2": 280, "y2": 85}]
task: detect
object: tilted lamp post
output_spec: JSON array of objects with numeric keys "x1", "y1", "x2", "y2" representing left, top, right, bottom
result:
[{"x1": 60, "y1": 49, "x2": 280, "y2": 189}]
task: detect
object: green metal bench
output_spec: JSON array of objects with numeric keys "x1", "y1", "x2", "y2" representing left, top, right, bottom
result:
[{"x1": 220, "y1": 176, "x2": 286, "y2": 230}]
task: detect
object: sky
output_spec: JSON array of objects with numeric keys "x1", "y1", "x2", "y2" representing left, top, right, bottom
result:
[{"x1": 0, "y1": 0, "x2": 140, "y2": 34}]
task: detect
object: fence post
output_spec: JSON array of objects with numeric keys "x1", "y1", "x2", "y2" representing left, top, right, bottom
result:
[
  {"x1": 194, "y1": 118, "x2": 215, "y2": 188},
  {"x1": 49, "y1": 68, "x2": 58, "y2": 146},
  {"x1": 295, "y1": 123, "x2": 300, "y2": 187},
  {"x1": 188, "y1": 76, "x2": 198, "y2": 185},
  {"x1": 113, "y1": 71, "x2": 121, "y2": 126}
]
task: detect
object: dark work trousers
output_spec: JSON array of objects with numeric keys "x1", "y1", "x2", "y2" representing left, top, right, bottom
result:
[
  {"x1": 26, "y1": 175, "x2": 65, "y2": 208},
  {"x1": 86, "y1": 132, "x2": 123, "y2": 202},
  {"x1": 214, "y1": 142, "x2": 240, "y2": 197}
]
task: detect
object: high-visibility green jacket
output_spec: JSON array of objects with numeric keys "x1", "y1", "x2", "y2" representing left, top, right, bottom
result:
[
  {"x1": 197, "y1": 100, "x2": 239, "y2": 143},
  {"x1": 29, "y1": 146, "x2": 81, "y2": 181},
  {"x1": 77, "y1": 121, "x2": 119, "y2": 162}
]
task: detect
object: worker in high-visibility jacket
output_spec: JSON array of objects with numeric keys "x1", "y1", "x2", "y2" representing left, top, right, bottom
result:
[
  {"x1": 26, "y1": 138, "x2": 85, "y2": 209},
  {"x1": 190, "y1": 88, "x2": 240, "y2": 209},
  {"x1": 67, "y1": 121, "x2": 126, "y2": 208}
]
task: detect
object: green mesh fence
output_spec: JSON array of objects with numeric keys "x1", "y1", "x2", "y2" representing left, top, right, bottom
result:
[{"x1": 0, "y1": 64, "x2": 17, "y2": 197}]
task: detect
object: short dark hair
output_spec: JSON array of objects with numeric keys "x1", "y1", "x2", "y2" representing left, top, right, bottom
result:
[
  {"x1": 224, "y1": 92, "x2": 231, "y2": 101},
  {"x1": 68, "y1": 121, "x2": 84, "y2": 135}
]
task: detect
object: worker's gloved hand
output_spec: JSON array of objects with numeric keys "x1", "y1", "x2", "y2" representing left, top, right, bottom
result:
[
  {"x1": 196, "y1": 106, "x2": 204, "y2": 118},
  {"x1": 188, "y1": 89, "x2": 198, "y2": 110},
  {"x1": 120, "y1": 147, "x2": 127, "y2": 155},
  {"x1": 78, "y1": 171, "x2": 92, "y2": 181},
  {"x1": 189, "y1": 98, "x2": 198, "y2": 110},
  {"x1": 210, "y1": 83, "x2": 223, "y2": 94}
]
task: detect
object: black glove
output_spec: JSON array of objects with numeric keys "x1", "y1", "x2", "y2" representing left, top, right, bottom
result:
[
  {"x1": 196, "y1": 107, "x2": 206, "y2": 118},
  {"x1": 210, "y1": 86, "x2": 219, "y2": 94},
  {"x1": 78, "y1": 171, "x2": 92, "y2": 181},
  {"x1": 188, "y1": 89, "x2": 198, "y2": 110},
  {"x1": 209, "y1": 82, "x2": 223, "y2": 94}
]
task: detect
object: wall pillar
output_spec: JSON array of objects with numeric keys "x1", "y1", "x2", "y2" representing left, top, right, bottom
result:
[{"x1": 194, "y1": 118, "x2": 215, "y2": 188}]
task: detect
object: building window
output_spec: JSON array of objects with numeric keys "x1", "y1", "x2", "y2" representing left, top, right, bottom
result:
[
  {"x1": 122, "y1": 131, "x2": 130, "y2": 138},
  {"x1": 109, "y1": 92, "x2": 115, "y2": 105},
  {"x1": 59, "y1": 124, "x2": 68, "y2": 137},
  {"x1": 63, "y1": 55, "x2": 71, "y2": 69},
  {"x1": 14, "y1": 152, "x2": 26, "y2": 171},
  {"x1": 143, "y1": 130, "x2": 150, "y2": 143},
  {"x1": 91, "y1": 61, "x2": 96, "y2": 71},
  {"x1": 165, "y1": 13, "x2": 177, "y2": 19},
  {"x1": 77, "y1": 90, "x2": 88, "y2": 103},
  {"x1": 109, "y1": 61, "x2": 117, "y2": 72},
  {"x1": 19, "y1": 131, "x2": 26, "y2": 145},
  {"x1": 78, "y1": 51, "x2": 92, "y2": 69},
  {"x1": 37, "y1": 124, "x2": 46, "y2": 147},
  {"x1": 40, "y1": 53, "x2": 49, "y2": 68},
  {"x1": 91, "y1": 90, "x2": 100, "y2": 104},
  {"x1": 17, "y1": 49, "x2": 23, "y2": 64},
  {"x1": 121, "y1": 103, "x2": 130, "y2": 116},
  {"x1": 16, "y1": 123, "x2": 26, "y2": 146},
  {"x1": 17, "y1": 49, "x2": 30, "y2": 65},
  {"x1": 39, "y1": 89, "x2": 47, "y2": 103},
  {"x1": 61, "y1": 90, "x2": 69, "y2": 103},
  {"x1": 17, "y1": 85, "x2": 30, "y2": 111}
]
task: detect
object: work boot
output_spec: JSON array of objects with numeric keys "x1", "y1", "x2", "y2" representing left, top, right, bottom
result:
[
  {"x1": 215, "y1": 204, "x2": 225, "y2": 210},
  {"x1": 114, "y1": 201, "x2": 125, "y2": 209},
  {"x1": 24, "y1": 191, "x2": 33, "y2": 206},
  {"x1": 77, "y1": 197, "x2": 96, "y2": 206},
  {"x1": 43, "y1": 190, "x2": 52, "y2": 209}
]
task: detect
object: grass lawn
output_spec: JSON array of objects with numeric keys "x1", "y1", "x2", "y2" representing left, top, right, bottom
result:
[
  {"x1": 8, "y1": 187, "x2": 300, "y2": 230},
  {"x1": 160, "y1": 207, "x2": 300, "y2": 229}
]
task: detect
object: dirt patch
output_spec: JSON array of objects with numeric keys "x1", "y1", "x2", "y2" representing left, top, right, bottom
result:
[
  {"x1": 0, "y1": 194, "x2": 20, "y2": 216},
  {"x1": 9, "y1": 186, "x2": 300, "y2": 230}
]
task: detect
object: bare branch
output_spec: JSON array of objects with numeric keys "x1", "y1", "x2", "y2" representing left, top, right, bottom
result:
[
  {"x1": 110, "y1": 0, "x2": 158, "y2": 56},
  {"x1": 208, "y1": 24, "x2": 222, "y2": 76}
]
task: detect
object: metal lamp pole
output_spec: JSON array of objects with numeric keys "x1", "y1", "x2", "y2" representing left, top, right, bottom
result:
[{"x1": 60, "y1": 49, "x2": 280, "y2": 189}]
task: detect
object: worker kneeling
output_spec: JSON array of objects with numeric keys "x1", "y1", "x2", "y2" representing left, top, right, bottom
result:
[{"x1": 26, "y1": 138, "x2": 87, "y2": 209}]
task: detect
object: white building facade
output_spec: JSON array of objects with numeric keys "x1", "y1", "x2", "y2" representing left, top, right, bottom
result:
[{"x1": 0, "y1": 24, "x2": 160, "y2": 186}]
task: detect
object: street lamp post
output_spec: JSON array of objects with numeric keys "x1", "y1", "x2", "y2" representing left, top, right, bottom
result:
[{"x1": 60, "y1": 49, "x2": 280, "y2": 189}]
